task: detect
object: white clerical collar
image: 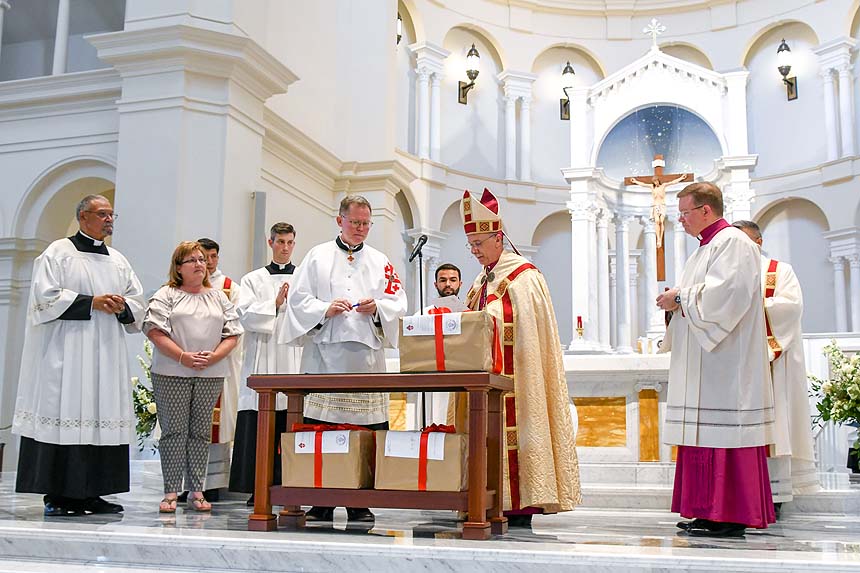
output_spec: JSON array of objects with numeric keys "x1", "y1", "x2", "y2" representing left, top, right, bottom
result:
[
  {"x1": 79, "y1": 230, "x2": 104, "y2": 246},
  {"x1": 275, "y1": 262, "x2": 290, "y2": 270}
]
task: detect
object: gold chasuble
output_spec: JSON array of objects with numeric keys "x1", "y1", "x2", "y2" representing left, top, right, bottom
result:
[{"x1": 454, "y1": 250, "x2": 581, "y2": 513}]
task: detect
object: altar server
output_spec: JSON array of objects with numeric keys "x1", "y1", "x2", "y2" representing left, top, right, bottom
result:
[
  {"x1": 733, "y1": 220, "x2": 819, "y2": 510},
  {"x1": 280, "y1": 194, "x2": 407, "y2": 522},
  {"x1": 658, "y1": 183, "x2": 775, "y2": 537},
  {"x1": 13, "y1": 194, "x2": 145, "y2": 516},
  {"x1": 229, "y1": 222, "x2": 301, "y2": 504},
  {"x1": 454, "y1": 188, "x2": 582, "y2": 527}
]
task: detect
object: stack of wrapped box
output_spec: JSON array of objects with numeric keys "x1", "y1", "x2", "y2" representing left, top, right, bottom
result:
[
  {"x1": 375, "y1": 427, "x2": 468, "y2": 491},
  {"x1": 281, "y1": 425, "x2": 374, "y2": 488}
]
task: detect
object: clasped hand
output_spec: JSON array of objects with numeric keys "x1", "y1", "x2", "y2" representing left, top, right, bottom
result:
[
  {"x1": 93, "y1": 294, "x2": 125, "y2": 314},
  {"x1": 325, "y1": 298, "x2": 376, "y2": 318},
  {"x1": 180, "y1": 351, "x2": 215, "y2": 371}
]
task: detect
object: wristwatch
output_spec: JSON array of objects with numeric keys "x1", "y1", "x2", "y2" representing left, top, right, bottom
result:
[{"x1": 674, "y1": 294, "x2": 682, "y2": 305}]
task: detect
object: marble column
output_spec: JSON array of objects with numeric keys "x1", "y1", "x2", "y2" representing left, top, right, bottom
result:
[
  {"x1": 614, "y1": 215, "x2": 633, "y2": 353},
  {"x1": 587, "y1": 208, "x2": 599, "y2": 347},
  {"x1": 429, "y1": 73, "x2": 442, "y2": 161},
  {"x1": 837, "y1": 64, "x2": 856, "y2": 157},
  {"x1": 504, "y1": 95, "x2": 516, "y2": 179},
  {"x1": 673, "y1": 216, "x2": 687, "y2": 286},
  {"x1": 609, "y1": 256, "x2": 617, "y2": 348},
  {"x1": 596, "y1": 213, "x2": 611, "y2": 350},
  {"x1": 519, "y1": 96, "x2": 531, "y2": 181},
  {"x1": 629, "y1": 258, "x2": 640, "y2": 345},
  {"x1": 832, "y1": 256, "x2": 848, "y2": 332},
  {"x1": 641, "y1": 217, "x2": 664, "y2": 338},
  {"x1": 52, "y1": 0, "x2": 70, "y2": 75},
  {"x1": 821, "y1": 69, "x2": 839, "y2": 161},
  {"x1": 848, "y1": 254, "x2": 860, "y2": 331},
  {"x1": 416, "y1": 67, "x2": 430, "y2": 159},
  {"x1": 0, "y1": 1, "x2": 10, "y2": 65},
  {"x1": 569, "y1": 201, "x2": 593, "y2": 349}
]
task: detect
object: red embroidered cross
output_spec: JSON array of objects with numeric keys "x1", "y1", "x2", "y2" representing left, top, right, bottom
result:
[{"x1": 384, "y1": 262, "x2": 401, "y2": 295}]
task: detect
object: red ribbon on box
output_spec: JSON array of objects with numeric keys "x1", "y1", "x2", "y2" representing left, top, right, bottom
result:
[
  {"x1": 291, "y1": 423, "x2": 372, "y2": 488},
  {"x1": 424, "y1": 308, "x2": 503, "y2": 374},
  {"x1": 418, "y1": 424, "x2": 456, "y2": 491}
]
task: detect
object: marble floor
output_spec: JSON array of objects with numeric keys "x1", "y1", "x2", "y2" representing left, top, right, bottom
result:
[{"x1": 1, "y1": 470, "x2": 860, "y2": 572}]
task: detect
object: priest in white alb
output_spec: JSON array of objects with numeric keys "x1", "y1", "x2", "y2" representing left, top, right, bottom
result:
[
  {"x1": 733, "y1": 220, "x2": 820, "y2": 510},
  {"x1": 13, "y1": 195, "x2": 145, "y2": 517},
  {"x1": 229, "y1": 222, "x2": 301, "y2": 505},
  {"x1": 279, "y1": 194, "x2": 407, "y2": 523},
  {"x1": 657, "y1": 182, "x2": 775, "y2": 537}
]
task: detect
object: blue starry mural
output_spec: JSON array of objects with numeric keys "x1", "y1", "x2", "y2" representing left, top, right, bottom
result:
[{"x1": 596, "y1": 105, "x2": 723, "y2": 181}]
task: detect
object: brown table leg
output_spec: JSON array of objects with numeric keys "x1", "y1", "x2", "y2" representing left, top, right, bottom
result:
[
  {"x1": 249, "y1": 391, "x2": 277, "y2": 531},
  {"x1": 462, "y1": 389, "x2": 491, "y2": 540},
  {"x1": 487, "y1": 389, "x2": 507, "y2": 535},
  {"x1": 278, "y1": 391, "x2": 306, "y2": 529}
]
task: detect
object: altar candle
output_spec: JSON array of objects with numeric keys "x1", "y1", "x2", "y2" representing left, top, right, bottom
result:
[{"x1": 576, "y1": 315, "x2": 583, "y2": 329}]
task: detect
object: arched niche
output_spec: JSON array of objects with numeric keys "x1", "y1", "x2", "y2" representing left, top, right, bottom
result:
[
  {"x1": 530, "y1": 46, "x2": 604, "y2": 185},
  {"x1": 659, "y1": 42, "x2": 713, "y2": 70},
  {"x1": 531, "y1": 211, "x2": 572, "y2": 344},
  {"x1": 440, "y1": 26, "x2": 505, "y2": 178},
  {"x1": 743, "y1": 21, "x2": 821, "y2": 175},
  {"x1": 15, "y1": 157, "x2": 117, "y2": 243},
  {"x1": 595, "y1": 104, "x2": 722, "y2": 182},
  {"x1": 755, "y1": 197, "x2": 832, "y2": 333}
]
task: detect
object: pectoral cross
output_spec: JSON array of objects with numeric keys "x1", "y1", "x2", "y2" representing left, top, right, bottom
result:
[{"x1": 624, "y1": 154, "x2": 693, "y2": 281}]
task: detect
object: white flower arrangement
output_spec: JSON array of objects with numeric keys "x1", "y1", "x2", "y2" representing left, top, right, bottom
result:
[
  {"x1": 809, "y1": 340, "x2": 860, "y2": 449},
  {"x1": 131, "y1": 340, "x2": 159, "y2": 452}
]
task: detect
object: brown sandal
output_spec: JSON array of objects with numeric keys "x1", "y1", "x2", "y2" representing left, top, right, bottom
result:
[
  {"x1": 187, "y1": 494, "x2": 211, "y2": 512},
  {"x1": 159, "y1": 497, "x2": 177, "y2": 514}
]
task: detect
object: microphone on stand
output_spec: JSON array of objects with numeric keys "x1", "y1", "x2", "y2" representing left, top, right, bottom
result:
[{"x1": 408, "y1": 234, "x2": 428, "y2": 262}]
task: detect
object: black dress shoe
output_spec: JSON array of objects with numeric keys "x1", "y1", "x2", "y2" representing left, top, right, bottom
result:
[
  {"x1": 177, "y1": 491, "x2": 189, "y2": 503},
  {"x1": 246, "y1": 494, "x2": 255, "y2": 507},
  {"x1": 204, "y1": 488, "x2": 220, "y2": 502},
  {"x1": 305, "y1": 506, "x2": 335, "y2": 522},
  {"x1": 676, "y1": 518, "x2": 711, "y2": 531},
  {"x1": 82, "y1": 497, "x2": 124, "y2": 514},
  {"x1": 506, "y1": 514, "x2": 533, "y2": 528},
  {"x1": 346, "y1": 507, "x2": 375, "y2": 523},
  {"x1": 43, "y1": 501, "x2": 82, "y2": 517},
  {"x1": 689, "y1": 522, "x2": 746, "y2": 537}
]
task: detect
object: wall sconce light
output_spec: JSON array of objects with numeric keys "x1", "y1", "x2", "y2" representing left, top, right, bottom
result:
[
  {"x1": 458, "y1": 43, "x2": 481, "y2": 104},
  {"x1": 396, "y1": 12, "x2": 402, "y2": 45},
  {"x1": 777, "y1": 39, "x2": 798, "y2": 101},
  {"x1": 560, "y1": 61, "x2": 576, "y2": 120}
]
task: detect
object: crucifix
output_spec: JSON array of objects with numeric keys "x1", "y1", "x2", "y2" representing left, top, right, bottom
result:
[{"x1": 624, "y1": 154, "x2": 694, "y2": 281}]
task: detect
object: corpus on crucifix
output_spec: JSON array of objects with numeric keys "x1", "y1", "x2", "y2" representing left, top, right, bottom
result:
[{"x1": 624, "y1": 155, "x2": 693, "y2": 281}]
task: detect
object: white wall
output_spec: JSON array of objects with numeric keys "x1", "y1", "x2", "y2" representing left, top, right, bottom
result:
[
  {"x1": 441, "y1": 28, "x2": 504, "y2": 179},
  {"x1": 532, "y1": 211, "x2": 573, "y2": 343},
  {"x1": 745, "y1": 22, "x2": 824, "y2": 177},
  {"x1": 757, "y1": 199, "x2": 834, "y2": 333}
]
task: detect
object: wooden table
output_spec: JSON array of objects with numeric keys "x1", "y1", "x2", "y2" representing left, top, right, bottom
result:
[{"x1": 246, "y1": 371, "x2": 513, "y2": 540}]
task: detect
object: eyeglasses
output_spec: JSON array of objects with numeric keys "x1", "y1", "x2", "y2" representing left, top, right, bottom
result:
[
  {"x1": 180, "y1": 257, "x2": 206, "y2": 265},
  {"x1": 84, "y1": 210, "x2": 118, "y2": 220},
  {"x1": 678, "y1": 205, "x2": 705, "y2": 218},
  {"x1": 466, "y1": 235, "x2": 496, "y2": 251},
  {"x1": 346, "y1": 219, "x2": 373, "y2": 229}
]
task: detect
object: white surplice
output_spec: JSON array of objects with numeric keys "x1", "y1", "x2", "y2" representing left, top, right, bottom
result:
[
  {"x1": 280, "y1": 240, "x2": 407, "y2": 424},
  {"x1": 236, "y1": 266, "x2": 301, "y2": 411},
  {"x1": 663, "y1": 226, "x2": 775, "y2": 449},
  {"x1": 761, "y1": 256, "x2": 819, "y2": 499},
  {"x1": 209, "y1": 268, "x2": 242, "y2": 443},
  {"x1": 13, "y1": 237, "x2": 145, "y2": 446}
]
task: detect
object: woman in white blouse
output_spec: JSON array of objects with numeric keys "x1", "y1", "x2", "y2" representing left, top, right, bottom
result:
[{"x1": 143, "y1": 241, "x2": 242, "y2": 513}]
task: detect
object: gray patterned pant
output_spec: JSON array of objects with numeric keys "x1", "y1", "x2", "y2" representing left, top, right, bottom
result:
[{"x1": 151, "y1": 373, "x2": 223, "y2": 493}]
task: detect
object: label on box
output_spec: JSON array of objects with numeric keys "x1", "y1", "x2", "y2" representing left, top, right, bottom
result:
[
  {"x1": 294, "y1": 430, "x2": 351, "y2": 454},
  {"x1": 402, "y1": 313, "x2": 462, "y2": 337},
  {"x1": 384, "y1": 431, "x2": 445, "y2": 460}
]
